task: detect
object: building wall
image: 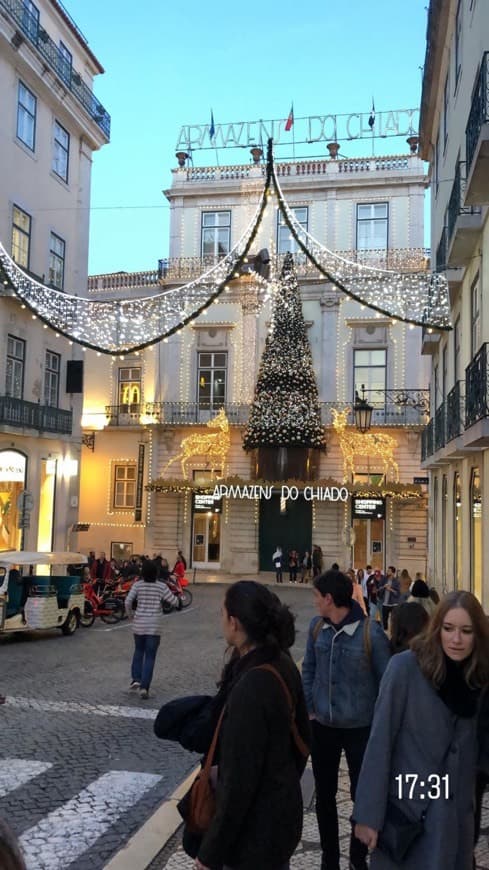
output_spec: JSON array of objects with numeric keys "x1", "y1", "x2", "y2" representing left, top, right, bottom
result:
[
  {"x1": 420, "y1": 0, "x2": 489, "y2": 605},
  {"x1": 0, "y1": 0, "x2": 108, "y2": 553}
]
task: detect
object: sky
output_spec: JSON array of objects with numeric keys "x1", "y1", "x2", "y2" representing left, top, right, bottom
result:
[{"x1": 67, "y1": 0, "x2": 430, "y2": 276}]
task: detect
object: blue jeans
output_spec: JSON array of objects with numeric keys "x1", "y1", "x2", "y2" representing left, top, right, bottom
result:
[{"x1": 131, "y1": 634, "x2": 160, "y2": 690}]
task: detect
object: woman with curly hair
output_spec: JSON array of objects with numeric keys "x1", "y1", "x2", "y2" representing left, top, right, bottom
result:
[{"x1": 353, "y1": 591, "x2": 489, "y2": 869}]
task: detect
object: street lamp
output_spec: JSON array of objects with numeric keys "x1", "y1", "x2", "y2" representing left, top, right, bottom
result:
[{"x1": 354, "y1": 385, "x2": 373, "y2": 433}]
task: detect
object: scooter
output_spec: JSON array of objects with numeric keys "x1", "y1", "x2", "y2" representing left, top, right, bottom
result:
[{"x1": 161, "y1": 574, "x2": 193, "y2": 613}]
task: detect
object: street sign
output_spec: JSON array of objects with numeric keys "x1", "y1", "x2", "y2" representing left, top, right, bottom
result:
[{"x1": 413, "y1": 476, "x2": 429, "y2": 485}]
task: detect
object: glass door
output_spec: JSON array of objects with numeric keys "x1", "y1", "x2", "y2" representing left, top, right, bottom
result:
[{"x1": 192, "y1": 512, "x2": 221, "y2": 568}]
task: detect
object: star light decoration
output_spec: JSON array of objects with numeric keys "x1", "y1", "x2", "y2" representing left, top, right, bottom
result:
[
  {"x1": 0, "y1": 140, "x2": 451, "y2": 354},
  {"x1": 243, "y1": 253, "x2": 326, "y2": 450}
]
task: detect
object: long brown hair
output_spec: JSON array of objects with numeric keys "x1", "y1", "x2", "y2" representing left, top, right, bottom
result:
[{"x1": 411, "y1": 591, "x2": 489, "y2": 688}]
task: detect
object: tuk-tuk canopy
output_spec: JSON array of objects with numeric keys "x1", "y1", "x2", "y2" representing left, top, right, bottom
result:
[{"x1": 0, "y1": 551, "x2": 87, "y2": 567}]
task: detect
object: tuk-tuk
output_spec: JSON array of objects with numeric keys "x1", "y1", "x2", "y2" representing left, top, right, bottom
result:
[{"x1": 0, "y1": 551, "x2": 87, "y2": 636}]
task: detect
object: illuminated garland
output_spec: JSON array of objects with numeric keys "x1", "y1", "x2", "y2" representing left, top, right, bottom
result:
[
  {"x1": 0, "y1": 140, "x2": 451, "y2": 354},
  {"x1": 145, "y1": 475, "x2": 423, "y2": 500}
]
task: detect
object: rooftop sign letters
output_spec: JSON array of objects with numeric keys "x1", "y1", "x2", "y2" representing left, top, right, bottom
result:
[{"x1": 176, "y1": 109, "x2": 419, "y2": 151}]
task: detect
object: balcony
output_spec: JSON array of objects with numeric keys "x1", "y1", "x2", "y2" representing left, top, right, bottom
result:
[
  {"x1": 0, "y1": 0, "x2": 110, "y2": 139},
  {"x1": 0, "y1": 396, "x2": 72, "y2": 434},
  {"x1": 465, "y1": 52, "x2": 489, "y2": 205},
  {"x1": 464, "y1": 343, "x2": 489, "y2": 448},
  {"x1": 434, "y1": 403, "x2": 446, "y2": 451},
  {"x1": 446, "y1": 382, "x2": 465, "y2": 442},
  {"x1": 446, "y1": 162, "x2": 482, "y2": 266},
  {"x1": 421, "y1": 419, "x2": 434, "y2": 461},
  {"x1": 88, "y1": 248, "x2": 431, "y2": 294},
  {"x1": 103, "y1": 391, "x2": 429, "y2": 428}
]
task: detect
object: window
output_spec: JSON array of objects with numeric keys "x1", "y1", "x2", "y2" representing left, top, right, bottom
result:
[
  {"x1": 433, "y1": 364, "x2": 439, "y2": 411},
  {"x1": 53, "y1": 121, "x2": 69, "y2": 181},
  {"x1": 443, "y1": 73, "x2": 449, "y2": 149},
  {"x1": 44, "y1": 350, "x2": 60, "y2": 407},
  {"x1": 6, "y1": 335, "x2": 25, "y2": 399},
  {"x1": 22, "y1": 1, "x2": 39, "y2": 41},
  {"x1": 442, "y1": 345, "x2": 448, "y2": 400},
  {"x1": 118, "y1": 367, "x2": 141, "y2": 407},
  {"x1": 11, "y1": 205, "x2": 31, "y2": 269},
  {"x1": 434, "y1": 132, "x2": 440, "y2": 195},
  {"x1": 17, "y1": 82, "x2": 36, "y2": 150},
  {"x1": 454, "y1": 315, "x2": 461, "y2": 382},
  {"x1": 277, "y1": 206, "x2": 308, "y2": 254},
  {"x1": 442, "y1": 476, "x2": 448, "y2": 592},
  {"x1": 48, "y1": 232, "x2": 65, "y2": 290},
  {"x1": 454, "y1": 472, "x2": 462, "y2": 589},
  {"x1": 201, "y1": 212, "x2": 230, "y2": 258},
  {"x1": 471, "y1": 273, "x2": 480, "y2": 357},
  {"x1": 58, "y1": 42, "x2": 72, "y2": 85},
  {"x1": 197, "y1": 352, "x2": 227, "y2": 408},
  {"x1": 353, "y1": 349, "x2": 386, "y2": 405},
  {"x1": 356, "y1": 203, "x2": 388, "y2": 250},
  {"x1": 470, "y1": 467, "x2": 482, "y2": 598},
  {"x1": 113, "y1": 465, "x2": 136, "y2": 509},
  {"x1": 454, "y1": 1, "x2": 462, "y2": 88}
]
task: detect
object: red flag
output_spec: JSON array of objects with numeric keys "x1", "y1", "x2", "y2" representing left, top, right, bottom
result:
[{"x1": 285, "y1": 104, "x2": 294, "y2": 132}]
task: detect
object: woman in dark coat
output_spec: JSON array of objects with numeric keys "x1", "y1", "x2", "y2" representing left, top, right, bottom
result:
[
  {"x1": 353, "y1": 590, "x2": 489, "y2": 870},
  {"x1": 194, "y1": 580, "x2": 310, "y2": 870}
]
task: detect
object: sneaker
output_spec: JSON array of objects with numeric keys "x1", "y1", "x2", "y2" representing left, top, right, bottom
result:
[
  {"x1": 129, "y1": 680, "x2": 140, "y2": 690},
  {"x1": 139, "y1": 688, "x2": 149, "y2": 699}
]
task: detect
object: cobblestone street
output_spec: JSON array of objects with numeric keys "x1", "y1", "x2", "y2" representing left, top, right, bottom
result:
[{"x1": 0, "y1": 584, "x2": 313, "y2": 869}]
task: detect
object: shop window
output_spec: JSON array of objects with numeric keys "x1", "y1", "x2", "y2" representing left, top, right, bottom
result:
[
  {"x1": 113, "y1": 464, "x2": 136, "y2": 509},
  {"x1": 470, "y1": 468, "x2": 481, "y2": 599},
  {"x1": 0, "y1": 449, "x2": 26, "y2": 552},
  {"x1": 454, "y1": 473, "x2": 462, "y2": 589},
  {"x1": 118, "y1": 367, "x2": 141, "y2": 408}
]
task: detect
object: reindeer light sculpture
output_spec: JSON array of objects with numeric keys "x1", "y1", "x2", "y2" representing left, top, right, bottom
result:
[
  {"x1": 331, "y1": 408, "x2": 399, "y2": 483},
  {"x1": 163, "y1": 408, "x2": 231, "y2": 479}
]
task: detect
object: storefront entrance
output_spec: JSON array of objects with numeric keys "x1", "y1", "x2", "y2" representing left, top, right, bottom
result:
[
  {"x1": 352, "y1": 496, "x2": 385, "y2": 570},
  {"x1": 191, "y1": 491, "x2": 221, "y2": 568},
  {"x1": 259, "y1": 494, "x2": 312, "y2": 572},
  {"x1": 0, "y1": 450, "x2": 26, "y2": 551}
]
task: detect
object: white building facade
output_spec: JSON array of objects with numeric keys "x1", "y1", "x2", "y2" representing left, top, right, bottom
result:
[
  {"x1": 80, "y1": 144, "x2": 431, "y2": 577},
  {"x1": 0, "y1": 0, "x2": 109, "y2": 552},
  {"x1": 419, "y1": 0, "x2": 489, "y2": 605}
]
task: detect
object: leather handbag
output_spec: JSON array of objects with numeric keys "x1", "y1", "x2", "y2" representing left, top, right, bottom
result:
[{"x1": 377, "y1": 801, "x2": 425, "y2": 863}]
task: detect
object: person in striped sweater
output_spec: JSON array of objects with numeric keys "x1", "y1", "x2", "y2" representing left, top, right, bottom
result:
[{"x1": 125, "y1": 559, "x2": 178, "y2": 699}]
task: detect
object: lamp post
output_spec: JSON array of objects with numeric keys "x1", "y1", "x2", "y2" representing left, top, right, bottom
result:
[{"x1": 354, "y1": 385, "x2": 373, "y2": 433}]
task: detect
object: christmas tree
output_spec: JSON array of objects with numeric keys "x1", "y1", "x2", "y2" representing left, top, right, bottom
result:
[{"x1": 243, "y1": 254, "x2": 326, "y2": 452}]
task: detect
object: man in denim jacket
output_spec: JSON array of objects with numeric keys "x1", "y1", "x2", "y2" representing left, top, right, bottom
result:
[{"x1": 302, "y1": 570, "x2": 391, "y2": 870}]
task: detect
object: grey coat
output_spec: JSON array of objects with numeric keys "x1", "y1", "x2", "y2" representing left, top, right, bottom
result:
[{"x1": 353, "y1": 650, "x2": 477, "y2": 870}]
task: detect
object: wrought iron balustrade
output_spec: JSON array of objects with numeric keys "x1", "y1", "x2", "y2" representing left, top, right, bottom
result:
[
  {"x1": 0, "y1": 396, "x2": 72, "y2": 434},
  {"x1": 465, "y1": 343, "x2": 489, "y2": 427},
  {"x1": 0, "y1": 0, "x2": 110, "y2": 138},
  {"x1": 446, "y1": 382, "x2": 465, "y2": 442},
  {"x1": 466, "y1": 52, "x2": 489, "y2": 174},
  {"x1": 436, "y1": 226, "x2": 448, "y2": 271},
  {"x1": 421, "y1": 419, "x2": 434, "y2": 461},
  {"x1": 447, "y1": 162, "x2": 481, "y2": 244},
  {"x1": 434, "y1": 403, "x2": 446, "y2": 451}
]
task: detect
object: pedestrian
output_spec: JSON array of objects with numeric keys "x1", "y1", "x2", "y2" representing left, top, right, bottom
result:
[
  {"x1": 272, "y1": 546, "x2": 283, "y2": 583},
  {"x1": 357, "y1": 567, "x2": 368, "y2": 613},
  {"x1": 125, "y1": 559, "x2": 178, "y2": 699},
  {"x1": 389, "y1": 601, "x2": 430, "y2": 654},
  {"x1": 173, "y1": 553, "x2": 187, "y2": 583},
  {"x1": 367, "y1": 569, "x2": 383, "y2": 622},
  {"x1": 346, "y1": 568, "x2": 367, "y2": 615},
  {"x1": 0, "y1": 818, "x2": 26, "y2": 869},
  {"x1": 378, "y1": 565, "x2": 401, "y2": 630},
  {"x1": 301, "y1": 550, "x2": 312, "y2": 583},
  {"x1": 408, "y1": 578, "x2": 437, "y2": 618},
  {"x1": 193, "y1": 580, "x2": 310, "y2": 870},
  {"x1": 302, "y1": 569, "x2": 391, "y2": 870},
  {"x1": 354, "y1": 590, "x2": 489, "y2": 870},
  {"x1": 90, "y1": 550, "x2": 111, "y2": 594},
  {"x1": 288, "y1": 549, "x2": 299, "y2": 583},
  {"x1": 312, "y1": 545, "x2": 323, "y2": 578},
  {"x1": 399, "y1": 568, "x2": 412, "y2": 601}
]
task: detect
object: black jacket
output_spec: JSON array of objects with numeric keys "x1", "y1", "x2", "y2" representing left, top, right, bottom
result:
[{"x1": 198, "y1": 645, "x2": 310, "y2": 870}]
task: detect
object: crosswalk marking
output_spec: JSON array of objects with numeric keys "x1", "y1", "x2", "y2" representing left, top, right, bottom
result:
[
  {"x1": 5, "y1": 695, "x2": 158, "y2": 719},
  {"x1": 0, "y1": 759, "x2": 52, "y2": 798},
  {"x1": 19, "y1": 770, "x2": 162, "y2": 870}
]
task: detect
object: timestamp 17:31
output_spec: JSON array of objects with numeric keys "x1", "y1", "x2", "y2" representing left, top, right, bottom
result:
[{"x1": 395, "y1": 774, "x2": 450, "y2": 800}]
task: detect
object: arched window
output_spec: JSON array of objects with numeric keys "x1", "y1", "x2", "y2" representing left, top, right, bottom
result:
[
  {"x1": 470, "y1": 468, "x2": 482, "y2": 598},
  {"x1": 454, "y1": 473, "x2": 462, "y2": 589}
]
